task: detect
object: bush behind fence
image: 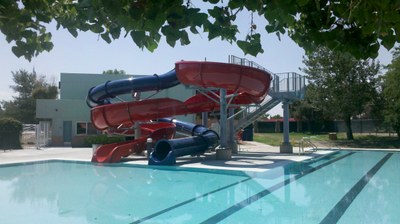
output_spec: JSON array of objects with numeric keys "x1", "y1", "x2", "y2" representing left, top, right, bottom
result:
[
  {"x1": 0, "y1": 118, "x2": 23, "y2": 149},
  {"x1": 255, "y1": 119, "x2": 393, "y2": 134}
]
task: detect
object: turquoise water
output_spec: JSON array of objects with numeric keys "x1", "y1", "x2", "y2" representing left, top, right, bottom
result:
[{"x1": 0, "y1": 150, "x2": 399, "y2": 224}]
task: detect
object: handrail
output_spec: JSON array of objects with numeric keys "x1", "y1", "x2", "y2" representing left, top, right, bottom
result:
[
  {"x1": 231, "y1": 97, "x2": 280, "y2": 132},
  {"x1": 298, "y1": 136, "x2": 318, "y2": 155},
  {"x1": 228, "y1": 55, "x2": 307, "y2": 136}
]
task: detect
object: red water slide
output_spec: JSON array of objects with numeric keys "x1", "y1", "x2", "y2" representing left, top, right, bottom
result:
[
  {"x1": 91, "y1": 123, "x2": 176, "y2": 163},
  {"x1": 90, "y1": 61, "x2": 272, "y2": 163}
]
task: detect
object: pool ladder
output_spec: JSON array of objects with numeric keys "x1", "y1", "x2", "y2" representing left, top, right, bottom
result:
[{"x1": 298, "y1": 137, "x2": 318, "y2": 155}]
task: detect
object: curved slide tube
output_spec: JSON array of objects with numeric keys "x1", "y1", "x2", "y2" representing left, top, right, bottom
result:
[
  {"x1": 87, "y1": 69, "x2": 179, "y2": 107},
  {"x1": 149, "y1": 118, "x2": 219, "y2": 166}
]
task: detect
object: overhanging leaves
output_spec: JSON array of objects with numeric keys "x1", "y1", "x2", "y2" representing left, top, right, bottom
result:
[{"x1": 1, "y1": 0, "x2": 399, "y2": 61}]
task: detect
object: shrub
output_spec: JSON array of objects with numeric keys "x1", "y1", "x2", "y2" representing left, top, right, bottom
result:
[{"x1": 0, "y1": 118, "x2": 23, "y2": 149}]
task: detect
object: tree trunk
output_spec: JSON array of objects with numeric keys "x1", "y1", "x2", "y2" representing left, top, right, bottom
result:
[
  {"x1": 297, "y1": 120, "x2": 302, "y2": 132},
  {"x1": 344, "y1": 116, "x2": 354, "y2": 140}
]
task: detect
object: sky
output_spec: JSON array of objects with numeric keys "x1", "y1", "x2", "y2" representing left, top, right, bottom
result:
[{"x1": 0, "y1": 11, "x2": 395, "y2": 116}]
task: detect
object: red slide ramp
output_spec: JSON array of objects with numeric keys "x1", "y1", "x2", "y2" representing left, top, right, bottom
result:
[{"x1": 91, "y1": 123, "x2": 175, "y2": 163}]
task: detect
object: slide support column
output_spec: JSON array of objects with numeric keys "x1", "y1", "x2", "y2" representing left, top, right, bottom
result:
[
  {"x1": 133, "y1": 92, "x2": 141, "y2": 139},
  {"x1": 219, "y1": 88, "x2": 227, "y2": 148},
  {"x1": 216, "y1": 88, "x2": 232, "y2": 160},
  {"x1": 202, "y1": 112, "x2": 208, "y2": 127},
  {"x1": 280, "y1": 99, "x2": 293, "y2": 153},
  {"x1": 228, "y1": 108, "x2": 237, "y2": 154}
]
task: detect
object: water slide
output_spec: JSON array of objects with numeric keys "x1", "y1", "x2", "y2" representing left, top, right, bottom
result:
[
  {"x1": 149, "y1": 118, "x2": 219, "y2": 165},
  {"x1": 88, "y1": 61, "x2": 272, "y2": 164},
  {"x1": 90, "y1": 123, "x2": 176, "y2": 163}
]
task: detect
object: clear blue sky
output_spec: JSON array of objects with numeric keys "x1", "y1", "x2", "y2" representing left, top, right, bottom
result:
[{"x1": 0, "y1": 12, "x2": 394, "y2": 116}]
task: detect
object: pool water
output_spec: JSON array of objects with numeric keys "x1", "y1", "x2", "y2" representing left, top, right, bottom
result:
[{"x1": 0, "y1": 150, "x2": 399, "y2": 224}]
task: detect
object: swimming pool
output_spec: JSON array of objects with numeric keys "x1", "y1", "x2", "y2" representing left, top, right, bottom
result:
[{"x1": 0, "y1": 150, "x2": 398, "y2": 223}]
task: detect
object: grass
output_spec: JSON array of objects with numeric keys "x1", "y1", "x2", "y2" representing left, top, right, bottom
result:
[
  {"x1": 253, "y1": 132, "x2": 332, "y2": 146},
  {"x1": 253, "y1": 132, "x2": 400, "y2": 149}
]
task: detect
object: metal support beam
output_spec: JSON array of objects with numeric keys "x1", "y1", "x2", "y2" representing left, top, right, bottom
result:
[
  {"x1": 202, "y1": 112, "x2": 208, "y2": 127},
  {"x1": 216, "y1": 88, "x2": 232, "y2": 160},
  {"x1": 280, "y1": 100, "x2": 293, "y2": 153},
  {"x1": 133, "y1": 92, "x2": 141, "y2": 139},
  {"x1": 228, "y1": 108, "x2": 237, "y2": 154},
  {"x1": 283, "y1": 100, "x2": 290, "y2": 144},
  {"x1": 219, "y1": 88, "x2": 227, "y2": 148}
]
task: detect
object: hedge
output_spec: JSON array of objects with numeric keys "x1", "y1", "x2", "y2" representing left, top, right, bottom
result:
[{"x1": 0, "y1": 118, "x2": 23, "y2": 149}]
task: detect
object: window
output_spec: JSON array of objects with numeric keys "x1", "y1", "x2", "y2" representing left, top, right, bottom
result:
[
  {"x1": 76, "y1": 122, "x2": 98, "y2": 135},
  {"x1": 87, "y1": 123, "x2": 97, "y2": 135}
]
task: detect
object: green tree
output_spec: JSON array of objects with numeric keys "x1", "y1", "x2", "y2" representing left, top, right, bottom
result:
[
  {"x1": 290, "y1": 98, "x2": 329, "y2": 133},
  {"x1": 1, "y1": 69, "x2": 58, "y2": 123},
  {"x1": 382, "y1": 47, "x2": 400, "y2": 138},
  {"x1": 290, "y1": 100, "x2": 314, "y2": 122},
  {"x1": 102, "y1": 69, "x2": 126, "y2": 75},
  {"x1": 0, "y1": 104, "x2": 4, "y2": 116},
  {"x1": 10, "y1": 70, "x2": 37, "y2": 99},
  {"x1": 1, "y1": 0, "x2": 399, "y2": 61},
  {"x1": 261, "y1": 113, "x2": 270, "y2": 119},
  {"x1": 5, "y1": 98, "x2": 36, "y2": 124},
  {"x1": 32, "y1": 85, "x2": 58, "y2": 99},
  {"x1": 302, "y1": 47, "x2": 380, "y2": 140},
  {"x1": 270, "y1": 114, "x2": 282, "y2": 119}
]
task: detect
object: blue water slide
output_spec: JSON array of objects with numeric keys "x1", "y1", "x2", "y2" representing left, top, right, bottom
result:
[
  {"x1": 149, "y1": 118, "x2": 219, "y2": 166},
  {"x1": 87, "y1": 69, "x2": 179, "y2": 107}
]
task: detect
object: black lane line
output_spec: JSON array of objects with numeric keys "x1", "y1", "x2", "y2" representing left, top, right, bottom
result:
[
  {"x1": 131, "y1": 151, "x2": 351, "y2": 224},
  {"x1": 320, "y1": 153, "x2": 393, "y2": 224},
  {"x1": 200, "y1": 151, "x2": 356, "y2": 224},
  {"x1": 130, "y1": 177, "x2": 253, "y2": 224}
]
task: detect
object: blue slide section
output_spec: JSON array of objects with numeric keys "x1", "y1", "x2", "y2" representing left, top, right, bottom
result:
[
  {"x1": 87, "y1": 69, "x2": 179, "y2": 107},
  {"x1": 149, "y1": 118, "x2": 219, "y2": 166}
]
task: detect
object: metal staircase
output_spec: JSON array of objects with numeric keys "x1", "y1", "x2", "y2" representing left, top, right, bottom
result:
[
  {"x1": 233, "y1": 97, "x2": 280, "y2": 132},
  {"x1": 228, "y1": 55, "x2": 306, "y2": 133}
]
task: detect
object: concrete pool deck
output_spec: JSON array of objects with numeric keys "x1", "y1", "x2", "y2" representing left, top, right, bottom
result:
[{"x1": 0, "y1": 141, "x2": 335, "y2": 172}]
